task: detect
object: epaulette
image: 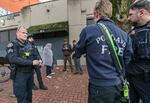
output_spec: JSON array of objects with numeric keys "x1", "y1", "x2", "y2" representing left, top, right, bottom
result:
[
  {"x1": 11, "y1": 39, "x2": 17, "y2": 44},
  {"x1": 12, "y1": 39, "x2": 24, "y2": 46},
  {"x1": 7, "y1": 40, "x2": 17, "y2": 48}
]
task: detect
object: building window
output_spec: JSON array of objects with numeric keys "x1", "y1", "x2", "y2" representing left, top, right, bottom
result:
[{"x1": 0, "y1": 31, "x2": 8, "y2": 42}]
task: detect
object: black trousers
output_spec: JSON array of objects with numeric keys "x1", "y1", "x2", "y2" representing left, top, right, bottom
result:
[
  {"x1": 88, "y1": 83, "x2": 122, "y2": 103},
  {"x1": 128, "y1": 75, "x2": 150, "y2": 103},
  {"x1": 14, "y1": 72, "x2": 33, "y2": 103},
  {"x1": 33, "y1": 67, "x2": 44, "y2": 88},
  {"x1": 45, "y1": 65, "x2": 52, "y2": 76}
]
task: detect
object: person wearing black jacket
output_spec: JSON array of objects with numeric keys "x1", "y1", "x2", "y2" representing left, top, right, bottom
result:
[
  {"x1": 127, "y1": 0, "x2": 150, "y2": 103},
  {"x1": 27, "y1": 35, "x2": 48, "y2": 90},
  {"x1": 6, "y1": 26, "x2": 40, "y2": 103}
]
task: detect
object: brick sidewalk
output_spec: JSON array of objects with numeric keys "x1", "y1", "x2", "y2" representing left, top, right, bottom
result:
[{"x1": 0, "y1": 66, "x2": 88, "y2": 103}]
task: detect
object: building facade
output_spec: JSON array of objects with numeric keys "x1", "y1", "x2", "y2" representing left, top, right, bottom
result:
[{"x1": 0, "y1": 0, "x2": 97, "y2": 65}]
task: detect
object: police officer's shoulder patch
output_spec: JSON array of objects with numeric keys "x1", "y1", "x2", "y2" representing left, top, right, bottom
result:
[
  {"x1": 7, "y1": 43, "x2": 13, "y2": 48},
  {"x1": 7, "y1": 42, "x2": 14, "y2": 53},
  {"x1": 7, "y1": 49, "x2": 13, "y2": 53}
]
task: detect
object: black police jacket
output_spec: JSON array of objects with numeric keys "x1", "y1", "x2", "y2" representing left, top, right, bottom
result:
[
  {"x1": 30, "y1": 42, "x2": 42, "y2": 60},
  {"x1": 127, "y1": 21, "x2": 150, "y2": 74},
  {"x1": 6, "y1": 39, "x2": 34, "y2": 72}
]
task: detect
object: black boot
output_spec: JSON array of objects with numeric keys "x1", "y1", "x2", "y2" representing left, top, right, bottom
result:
[
  {"x1": 39, "y1": 85, "x2": 48, "y2": 90},
  {"x1": 32, "y1": 85, "x2": 38, "y2": 90}
]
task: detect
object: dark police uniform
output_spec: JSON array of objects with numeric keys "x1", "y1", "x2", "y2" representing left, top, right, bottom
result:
[
  {"x1": 127, "y1": 21, "x2": 150, "y2": 103},
  {"x1": 6, "y1": 39, "x2": 36, "y2": 103},
  {"x1": 30, "y1": 41, "x2": 46, "y2": 89}
]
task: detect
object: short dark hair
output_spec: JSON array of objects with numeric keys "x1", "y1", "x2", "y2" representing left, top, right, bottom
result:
[
  {"x1": 73, "y1": 40, "x2": 76, "y2": 42},
  {"x1": 130, "y1": 0, "x2": 150, "y2": 13},
  {"x1": 27, "y1": 34, "x2": 33, "y2": 39}
]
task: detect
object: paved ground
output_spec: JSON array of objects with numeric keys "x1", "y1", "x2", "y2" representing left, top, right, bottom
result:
[{"x1": 0, "y1": 66, "x2": 88, "y2": 103}]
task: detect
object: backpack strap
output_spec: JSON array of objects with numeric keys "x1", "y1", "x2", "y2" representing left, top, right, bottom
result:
[{"x1": 97, "y1": 22, "x2": 123, "y2": 77}]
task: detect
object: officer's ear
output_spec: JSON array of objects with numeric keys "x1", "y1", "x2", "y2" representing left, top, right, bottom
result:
[
  {"x1": 138, "y1": 9, "x2": 145, "y2": 17},
  {"x1": 94, "y1": 10, "x2": 101, "y2": 22}
]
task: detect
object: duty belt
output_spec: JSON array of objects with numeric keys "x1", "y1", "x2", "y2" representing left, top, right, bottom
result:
[
  {"x1": 130, "y1": 73, "x2": 150, "y2": 82},
  {"x1": 16, "y1": 66, "x2": 33, "y2": 73}
]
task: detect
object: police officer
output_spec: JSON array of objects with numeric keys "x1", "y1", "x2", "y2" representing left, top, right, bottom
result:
[
  {"x1": 127, "y1": 0, "x2": 150, "y2": 103},
  {"x1": 27, "y1": 35, "x2": 48, "y2": 90},
  {"x1": 6, "y1": 26, "x2": 41, "y2": 103}
]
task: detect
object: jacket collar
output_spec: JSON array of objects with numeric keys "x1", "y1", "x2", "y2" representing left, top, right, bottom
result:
[
  {"x1": 96, "y1": 17, "x2": 114, "y2": 24},
  {"x1": 134, "y1": 20, "x2": 150, "y2": 29},
  {"x1": 16, "y1": 38, "x2": 27, "y2": 46}
]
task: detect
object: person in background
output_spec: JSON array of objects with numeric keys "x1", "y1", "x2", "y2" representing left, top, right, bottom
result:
[
  {"x1": 127, "y1": 0, "x2": 150, "y2": 103},
  {"x1": 62, "y1": 39, "x2": 74, "y2": 72},
  {"x1": 75, "y1": 0, "x2": 132, "y2": 103},
  {"x1": 42, "y1": 43, "x2": 54, "y2": 79},
  {"x1": 27, "y1": 35, "x2": 48, "y2": 90},
  {"x1": 6, "y1": 26, "x2": 41, "y2": 103},
  {"x1": 72, "y1": 40, "x2": 83, "y2": 74}
]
